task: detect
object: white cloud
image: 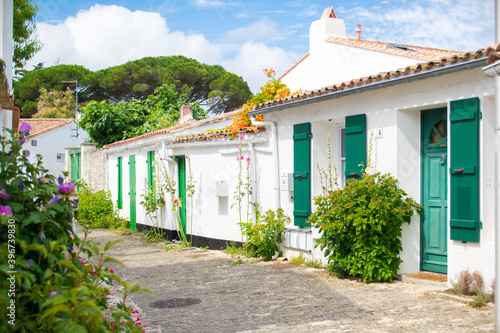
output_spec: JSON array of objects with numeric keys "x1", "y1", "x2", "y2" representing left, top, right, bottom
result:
[
  {"x1": 223, "y1": 18, "x2": 282, "y2": 42},
  {"x1": 222, "y1": 41, "x2": 297, "y2": 94},
  {"x1": 27, "y1": 4, "x2": 297, "y2": 93},
  {"x1": 342, "y1": 0, "x2": 494, "y2": 51}
]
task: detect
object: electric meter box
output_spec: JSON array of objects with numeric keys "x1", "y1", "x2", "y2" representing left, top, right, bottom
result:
[
  {"x1": 280, "y1": 173, "x2": 294, "y2": 191},
  {"x1": 215, "y1": 180, "x2": 228, "y2": 197}
]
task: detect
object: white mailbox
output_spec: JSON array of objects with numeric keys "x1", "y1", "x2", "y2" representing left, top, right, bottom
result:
[
  {"x1": 280, "y1": 173, "x2": 294, "y2": 191},
  {"x1": 215, "y1": 180, "x2": 228, "y2": 197}
]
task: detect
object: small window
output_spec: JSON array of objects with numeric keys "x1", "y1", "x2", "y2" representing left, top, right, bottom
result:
[
  {"x1": 430, "y1": 120, "x2": 447, "y2": 144},
  {"x1": 31, "y1": 140, "x2": 37, "y2": 146},
  {"x1": 339, "y1": 125, "x2": 346, "y2": 185},
  {"x1": 57, "y1": 153, "x2": 64, "y2": 162}
]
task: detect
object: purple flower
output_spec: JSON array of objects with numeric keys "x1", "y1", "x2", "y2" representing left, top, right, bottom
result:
[
  {"x1": 50, "y1": 291, "x2": 57, "y2": 296},
  {"x1": 18, "y1": 182, "x2": 25, "y2": 191},
  {"x1": 19, "y1": 137, "x2": 26, "y2": 146},
  {"x1": 57, "y1": 176, "x2": 64, "y2": 185},
  {"x1": 0, "y1": 189, "x2": 8, "y2": 199},
  {"x1": 24, "y1": 150, "x2": 30, "y2": 158},
  {"x1": 19, "y1": 122, "x2": 32, "y2": 135},
  {"x1": 57, "y1": 183, "x2": 75, "y2": 194},
  {"x1": 0, "y1": 205, "x2": 13, "y2": 216},
  {"x1": 40, "y1": 233, "x2": 45, "y2": 243},
  {"x1": 27, "y1": 259, "x2": 34, "y2": 266},
  {"x1": 48, "y1": 196, "x2": 59, "y2": 205}
]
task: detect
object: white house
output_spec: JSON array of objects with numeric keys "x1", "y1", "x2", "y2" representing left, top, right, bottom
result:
[
  {"x1": 0, "y1": 0, "x2": 14, "y2": 133},
  {"x1": 102, "y1": 8, "x2": 495, "y2": 287},
  {"x1": 22, "y1": 118, "x2": 89, "y2": 177}
]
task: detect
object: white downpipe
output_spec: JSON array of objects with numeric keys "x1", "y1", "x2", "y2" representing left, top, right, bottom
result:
[
  {"x1": 251, "y1": 118, "x2": 280, "y2": 210},
  {"x1": 249, "y1": 142, "x2": 257, "y2": 222}
]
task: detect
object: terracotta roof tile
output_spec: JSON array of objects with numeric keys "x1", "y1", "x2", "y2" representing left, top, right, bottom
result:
[
  {"x1": 325, "y1": 37, "x2": 466, "y2": 62},
  {"x1": 21, "y1": 118, "x2": 73, "y2": 139},
  {"x1": 254, "y1": 49, "x2": 486, "y2": 111},
  {"x1": 485, "y1": 42, "x2": 500, "y2": 64},
  {"x1": 103, "y1": 110, "x2": 239, "y2": 149}
]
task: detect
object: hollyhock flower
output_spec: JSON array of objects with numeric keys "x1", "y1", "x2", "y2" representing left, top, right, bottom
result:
[
  {"x1": 57, "y1": 175, "x2": 64, "y2": 185},
  {"x1": 27, "y1": 259, "x2": 34, "y2": 266},
  {"x1": 50, "y1": 291, "x2": 57, "y2": 296},
  {"x1": 109, "y1": 269, "x2": 114, "y2": 274},
  {"x1": 246, "y1": 157, "x2": 251, "y2": 163},
  {"x1": 19, "y1": 137, "x2": 26, "y2": 146},
  {"x1": 40, "y1": 233, "x2": 45, "y2": 243},
  {"x1": 48, "y1": 196, "x2": 59, "y2": 205},
  {"x1": 240, "y1": 135, "x2": 244, "y2": 140},
  {"x1": 240, "y1": 156, "x2": 244, "y2": 160},
  {"x1": 0, "y1": 205, "x2": 12, "y2": 216},
  {"x1": 19, "y1": 122, "x2": 31, "y2": 136},
  {"x1": 236, "y1": 156, "x2": 240, "y2": 161},
  {"x1": 0, "y1": 189, "x2": 8, "y2": 199},
  {"x1": 18, "y1": 182, "x2": 25, "y2": 191},
  {"x1": 24, "y1": 150, "x2": 30, "y2": 157},
  {"x1": 57, "y1": 183, "x2": 75, "y2": 193}
]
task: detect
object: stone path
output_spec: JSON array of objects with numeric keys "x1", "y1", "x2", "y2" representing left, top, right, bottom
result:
[{"x1": 81, "y1": 227, "x2": 494, "y2": 333}]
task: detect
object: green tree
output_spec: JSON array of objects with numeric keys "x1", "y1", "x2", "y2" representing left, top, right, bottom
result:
[
  {"x1": 78, "y1": 84, "x2": 205, "y2": 147},
  {"x1": 90, "y1": 56, "x2": 252, "y2": 114},
  {"x1": 13, "y1": 0, "x2": 42, "y2": 68},
  {"x1": 13, "y1": 64, "x2": 92, "y2": 117},
  {"x1": 33, "y1": 87, "x2": 77, "y2": 118}
]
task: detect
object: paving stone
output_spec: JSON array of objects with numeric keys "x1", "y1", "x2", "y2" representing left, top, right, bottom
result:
[{"x1": 82, "y1": 227, "x2": 494, "y2": 333}]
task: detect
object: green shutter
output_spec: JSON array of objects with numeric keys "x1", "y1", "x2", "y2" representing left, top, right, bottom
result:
[
  {"x1": 129, "y1": 155, "x2": 137, "y2": 231},
  {"x1": 147, "y1": 151, "x2": 155, "y2": 192},
  {"x1": 293, "y1": 122, "x2": 312, "y2": 227},
  {"x1": 345, "y1": 114, "x2": 366, "y2": 180},
  {"x1": 449, "y1": 97, "x2": 480, "y2": 243},
  {"x1": 117, "y1": 156, "x2": 123, "y2": 209}
]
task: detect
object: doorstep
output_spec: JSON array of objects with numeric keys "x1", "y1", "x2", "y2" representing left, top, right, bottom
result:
[{"x1": 400, "y1": 272, "x2": 448, "y2": 288}]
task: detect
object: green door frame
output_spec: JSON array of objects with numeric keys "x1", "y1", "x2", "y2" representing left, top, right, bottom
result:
[
  {"x1": 177, "y1": 156, "x2": 187, "y2": 236},
  {"x1": 420, "y1": 108, "x2": 448, "y2": 273},
  {"x1": 117, "y1": 157, "x2": 123, "y2": 209},
  {"x1": 128, "y1": 155, "x2": 137, "y2": 231}
]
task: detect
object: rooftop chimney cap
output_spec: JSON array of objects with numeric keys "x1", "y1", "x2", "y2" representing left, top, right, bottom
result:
[{"x1": 356, "y1": 24, "x2": 362, "y2": 41}]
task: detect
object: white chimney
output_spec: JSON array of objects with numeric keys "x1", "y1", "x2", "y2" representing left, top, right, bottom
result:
[
  {"x1": 309, "y1": 7, "x2": 346, "y2": 54},
  {"x1": 179, "y1": 105, "x2": 193, "y2": 124}
]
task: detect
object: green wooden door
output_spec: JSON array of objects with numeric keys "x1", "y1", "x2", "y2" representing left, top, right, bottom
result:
[
  {"x1": 177, "y1": 156, "x2": 187, "y2": 235},
  {"x1": 293, "y1": 123, "x2": 312, "y2": 227},
  {"x1": 70, "y1": 149, "x2": 81, "y2": 181},
  {"x1": 449, "y1": 98, "x2": 480, "y2": 243},
  {"x1": 421, "y1": 108, "x2": 448, "y2": 273},
  {"x1": 128, "y1": 155, "x2": 137, "y2": 231}
]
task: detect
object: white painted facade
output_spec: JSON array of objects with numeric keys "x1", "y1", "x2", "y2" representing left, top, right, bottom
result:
[
  {"x1": 282, "y1": 13, "x2": 443, "y2": 93},
  {"x1": 0, "y1": 0, "x2": 13, "y2": 133},
  {"x1": 102, "y1": 8, "x2": 496, "y2": 289},
  {"x1": 24, "y1": 121, "x2": 89, "y2": 177}
]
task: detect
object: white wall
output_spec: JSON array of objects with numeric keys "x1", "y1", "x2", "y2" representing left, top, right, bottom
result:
[{"x1": 24, "y1": 122, "x2": 89, "y2": 177}]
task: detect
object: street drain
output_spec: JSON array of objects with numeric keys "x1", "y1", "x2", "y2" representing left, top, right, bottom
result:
[{"x1": 148, "y1": 298, "x2": 201, "y2": 309}]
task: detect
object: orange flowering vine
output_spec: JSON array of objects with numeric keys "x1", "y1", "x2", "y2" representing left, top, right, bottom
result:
[{"x1": 227, "y1": 68, "x2": 302, "y2": 138}]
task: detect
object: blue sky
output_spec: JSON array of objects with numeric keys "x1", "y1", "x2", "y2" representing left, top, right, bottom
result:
[{"x1": 30, "y1": 0, "x2": 495, "y2": 92}]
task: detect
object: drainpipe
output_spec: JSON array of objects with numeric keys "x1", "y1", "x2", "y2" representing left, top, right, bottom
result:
[
  {"x1": 251, "y1": 117, "x2": 280, "y2": 210},
  {"x1": 249, "y1": 142, "x2": 257, "y2": 222}
]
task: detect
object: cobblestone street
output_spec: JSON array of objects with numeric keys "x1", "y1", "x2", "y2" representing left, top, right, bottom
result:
[{"x1": 82, "y1": 227, "x2": 494, "y2": 333}]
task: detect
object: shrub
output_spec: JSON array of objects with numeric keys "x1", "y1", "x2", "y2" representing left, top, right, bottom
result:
[
  {"x1": 0, "y1": 124, "x2": 145, "y2": 331},
  {"x1": 453, "y1": 269, "x2": 484, "y2": 295},
  {"x1": 78, "y1": 188, "x2": 127, "y2": 229},
  {"x1": 239, "y1": 208, "x2": 288, "y2": 261},
  {"x1": 310, "y1": 172, "x2": 421, "y2": 282},
  {"x1": 289, "y1": 253, "x2": 306, "y2": 265}
]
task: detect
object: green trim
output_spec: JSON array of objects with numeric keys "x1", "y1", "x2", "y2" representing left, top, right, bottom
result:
[
  {"x1": 117, "y1": 157, "x2": 123, "y2": 209},
  {"x1": 293, "y1": 122, "x2": 312, "y2": 227}
]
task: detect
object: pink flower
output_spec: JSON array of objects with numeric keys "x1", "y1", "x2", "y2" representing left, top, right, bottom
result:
[
  {"x1": 57, "y1": 183, "x2": 75, "y2": 193},
  {"x1": 0, "y1": 189, "x2": 8, "y2": 199},
  {"x1": 240, "y1": 135, "x2": 244, "y2": 140},
  {"x1": 109, "y1": 269, "x2": 114, "y2": 274},
  {"x1": 236, "y1": 156, "x2": 240, "y2": 161},
  {"x1": 0, "y1": 205, "x2": 12, "y2": 216},
  {"x1": 246, "y1": 157, "x2": 251, "y2": 163},
  {"x1": 240, "y1": 156, "x2": 244, "y2": 160},
  {"x1": 236, "y1": 145, "x2": 239, "y2": 150}
]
